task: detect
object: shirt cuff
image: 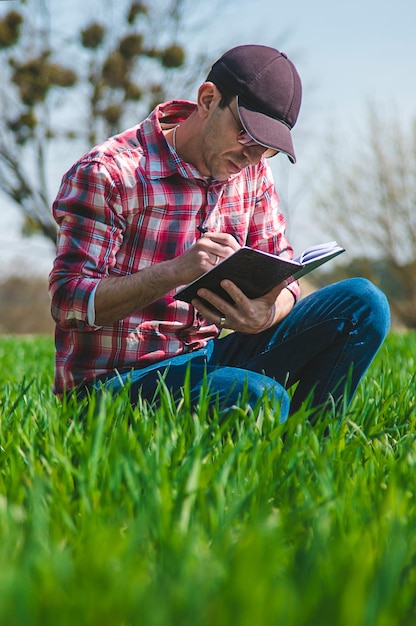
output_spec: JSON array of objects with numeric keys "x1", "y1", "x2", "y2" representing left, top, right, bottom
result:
[
  {"x1": 87, "y1": 283, "x2": 102, "y2": 328},
  {"x1": 286, "y1": 282, "x2": 300, "y2": 303}
]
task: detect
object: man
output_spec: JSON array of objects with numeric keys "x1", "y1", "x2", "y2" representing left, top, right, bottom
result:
[{"x1": 49, "y1": 44, "x2": 390, "y2": 422}]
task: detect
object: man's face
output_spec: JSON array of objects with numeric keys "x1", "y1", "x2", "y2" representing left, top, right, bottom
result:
[{"x1": 200, "y1": 97, "x2": 273, "y2": 181}]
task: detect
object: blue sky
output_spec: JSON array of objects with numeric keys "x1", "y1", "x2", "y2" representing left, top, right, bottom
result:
[
  {"x1": 1, "y1": 0, "x2": 415, "y2": 274},
  {"x1": 218, "y1": 0, "x2": 416, "y2": 250},
  {"x1": 220, "y1": 0, "x2": 415, "y2": 122}
]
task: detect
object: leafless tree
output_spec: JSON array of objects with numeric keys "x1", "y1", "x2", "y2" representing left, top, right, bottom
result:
[
  {"x1": 0, "y1": 0, "x2": 211, "y2": 243},
  {"x1": 314, "y1": 104, "x2": 416, "y2": 327}
]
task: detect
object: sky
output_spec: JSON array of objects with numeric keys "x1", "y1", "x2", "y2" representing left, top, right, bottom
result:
[{"x1": 1, "y1": 0, "x2": 415, "y2": 277}]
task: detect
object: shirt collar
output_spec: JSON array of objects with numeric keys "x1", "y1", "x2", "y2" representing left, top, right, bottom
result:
[
  {"x1": 139, "y1": 101, "x2": 236, "y2": 188},
  {"x1": 139, "y1": 100, "x2": 207, "y2": 181}
]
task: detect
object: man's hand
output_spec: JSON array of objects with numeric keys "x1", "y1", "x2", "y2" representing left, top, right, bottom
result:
[
  {"x1": 172, "y1": 232, "x2": 241, "y2": 285},
  {"x1": 192, "y1": 280, "x2": 295, "y2": 334}
]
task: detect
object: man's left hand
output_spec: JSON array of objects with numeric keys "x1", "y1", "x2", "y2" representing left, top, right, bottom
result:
[{"x1": 191, "y1": 280, "x2": 295, "y2": 334}]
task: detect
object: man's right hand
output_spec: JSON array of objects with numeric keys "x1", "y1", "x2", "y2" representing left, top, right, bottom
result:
[{"x1": 174, "y1": 232, "x2": 241, "y2": 285}]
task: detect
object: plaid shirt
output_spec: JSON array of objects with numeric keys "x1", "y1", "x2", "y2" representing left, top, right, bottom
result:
[{"x1": 49, "y1": 100, "x2": 299, "y2": 394}]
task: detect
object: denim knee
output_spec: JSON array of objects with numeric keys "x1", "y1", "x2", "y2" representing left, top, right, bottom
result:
[
  {"x1": 245, "y1": 373, "x2": 290, "y2": 423},
  {"x1": 339, "y1": 277, "x2": 390, "y2": 340},
  {"x1": 206, "y1": 367, "x2": 290, "y2": 423}
]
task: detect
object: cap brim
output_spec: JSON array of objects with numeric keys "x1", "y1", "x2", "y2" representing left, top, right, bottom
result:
[{"x1": 237, "y1": 96, "x2": 296, "y2": 163}]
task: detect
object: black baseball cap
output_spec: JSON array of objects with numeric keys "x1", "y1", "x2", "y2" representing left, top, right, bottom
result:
[{"x1": 206, "y1": 44, "x2": 302, "y2": 163}]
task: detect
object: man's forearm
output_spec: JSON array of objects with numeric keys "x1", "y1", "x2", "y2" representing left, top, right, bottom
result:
[{"x1": 94, "y1": 260, "x2": 179, "y2": 326}]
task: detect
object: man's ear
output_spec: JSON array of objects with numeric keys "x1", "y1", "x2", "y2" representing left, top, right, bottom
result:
[{"x1": 197, "y1": 82, "x2": 220, "y2": 118}]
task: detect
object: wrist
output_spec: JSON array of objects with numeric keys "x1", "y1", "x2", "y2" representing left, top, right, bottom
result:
[{"x1": 256, "y1": 303, "x2": 276, "y2": 334}]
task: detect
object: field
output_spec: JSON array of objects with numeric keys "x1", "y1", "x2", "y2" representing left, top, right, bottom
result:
[{"x1": 0, "y1": 332, "x2": 415, "y2": 626}]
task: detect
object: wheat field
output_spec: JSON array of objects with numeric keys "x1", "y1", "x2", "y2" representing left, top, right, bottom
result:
[{"x1": 0, "y1": 332, "x2": 415, "y2": 626}]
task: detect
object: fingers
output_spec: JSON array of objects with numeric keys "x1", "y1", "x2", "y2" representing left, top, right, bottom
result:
[
  {"x1": 196, "y1": 235, "x2": 239, "y2": 268},
  {"x1": 192, "y1": 278, "x2": 291, "y2": 334},
  {"x1": 200, "y1": 232, "x2": 241, "y2": 252},
  {"x1": 218, "y1": 278, "x2": 287, "y2": 307}
]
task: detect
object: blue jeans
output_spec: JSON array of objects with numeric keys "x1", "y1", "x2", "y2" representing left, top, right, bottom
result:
[{"x1": 88, "y1": 278, "x2": 390, "y2": 422}]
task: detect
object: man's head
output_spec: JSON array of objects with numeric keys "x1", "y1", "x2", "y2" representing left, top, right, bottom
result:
[{"x1": 206, "y1": 44, "x2": 302, "y2": 163}]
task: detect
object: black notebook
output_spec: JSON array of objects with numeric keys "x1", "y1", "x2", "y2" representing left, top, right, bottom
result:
[{"x1": 174, "y1": 241, "x2": 345, "y2": 305}]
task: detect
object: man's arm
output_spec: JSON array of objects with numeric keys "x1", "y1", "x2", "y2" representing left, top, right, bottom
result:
[
  {"x1": 93, "y1": 232, "x2": 241, "y2": 325},
  {"x1": 49, "y1": 157, "x2": 239, "y2": 329}
]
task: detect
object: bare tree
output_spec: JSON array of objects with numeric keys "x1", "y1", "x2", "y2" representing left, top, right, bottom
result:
[
  {"x1": 0, "y1": 5, "x2": 76, "y2": 240},
  {"x1": 314, "y1": 104, "x2": 416, "y2": 327},
  {"x1": 0, "y1": 0, "x2": 209, "y2": 243}
]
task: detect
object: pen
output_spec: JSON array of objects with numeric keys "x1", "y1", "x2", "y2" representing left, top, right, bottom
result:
[{"x1": 197, "y1": 224, "x2": 241, "y2": 245}]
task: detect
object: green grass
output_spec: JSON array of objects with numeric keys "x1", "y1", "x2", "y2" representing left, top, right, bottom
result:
[{"x1": 0, "y1": 332, "x2": 415, "y2": 626}]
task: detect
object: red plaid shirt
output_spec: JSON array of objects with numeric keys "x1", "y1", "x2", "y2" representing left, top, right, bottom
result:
[{"x1": 49, "y1": 100, "x2": 299, "y2": 394}]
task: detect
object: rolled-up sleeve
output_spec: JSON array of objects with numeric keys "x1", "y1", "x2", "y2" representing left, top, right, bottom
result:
[{"x1": 49, "y1": 159, "x2": 124, "y2": 331}]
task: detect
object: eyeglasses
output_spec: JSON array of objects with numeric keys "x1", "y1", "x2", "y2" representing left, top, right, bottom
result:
[{"x1": 226, "y1": 102, "x2": 278, "y2": 158}]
